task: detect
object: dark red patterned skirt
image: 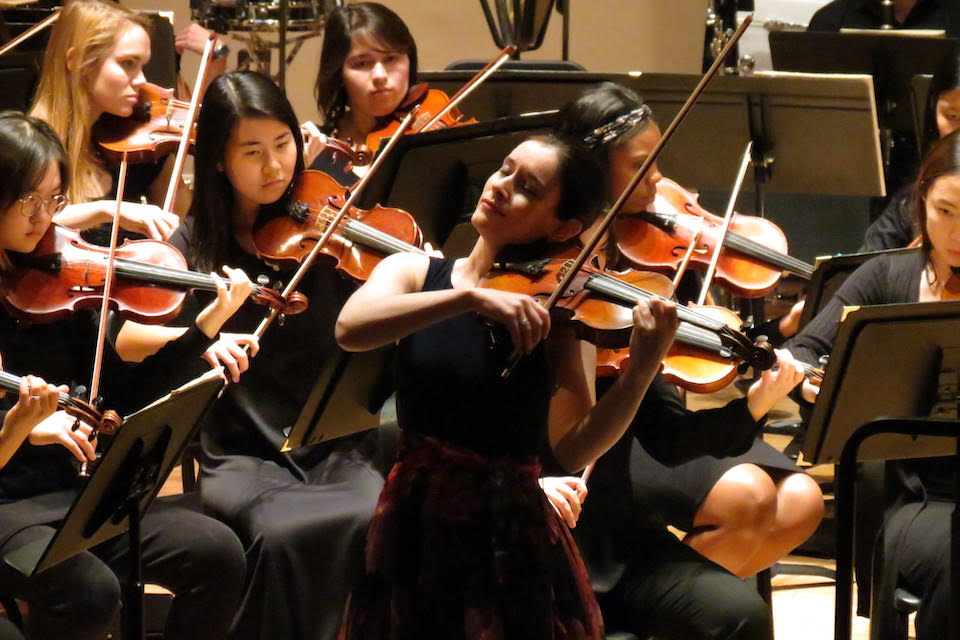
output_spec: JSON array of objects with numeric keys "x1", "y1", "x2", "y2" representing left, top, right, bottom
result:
[{"x1": 339, "y1": 432, "x2": 603, "y2": 640}]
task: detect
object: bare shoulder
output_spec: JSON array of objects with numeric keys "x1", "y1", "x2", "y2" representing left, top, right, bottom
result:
[{"x1": 368, "y1": 252, "x2": 433, "y2": 293}]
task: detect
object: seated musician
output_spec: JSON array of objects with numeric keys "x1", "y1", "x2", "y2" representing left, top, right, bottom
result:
[
  {"x1": 28, "y1": 0, "x2": 184, "y2": 235},
  {"x1": 786, "y1": 129, "x2": 960, "y2": 640},
  {"x1": 538, "y1": 82, "x2": 823, "y2": 640},
  {"x1": 117, "y1": 70, "x2": 389, "y2": 640},
  {"x1": 862, "y1": 49, "x2": 960, "y2": 251},
  {"x1": 309, "y1": 2, "x2": 425, "y2": 180},
  {"x1": 0, "y1": 110, "x2": 250, "y2": 640}
]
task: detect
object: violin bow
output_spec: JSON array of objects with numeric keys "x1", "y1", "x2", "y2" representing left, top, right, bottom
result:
[
  {"x1": 0, "y1": 8, "x2": 59, "y2": 57},
  {"x1": 252, "y1": 108, "x2": 420, "y2": 342},
  {"x1": 80, "y1": 153, "x2": 131, "y2": 476},
  {"x1": 695, "y1": 141, "x2": 753, "y2": 305},
  {"x1": 419, "y1": 44, "x2": 517, "y2": 133},
  {"x1": 503, "y1": 15, "x2": 754, "y2": 379},
  {"x1": 162, "y1": 33, "x2": 217, "y2": 213}
]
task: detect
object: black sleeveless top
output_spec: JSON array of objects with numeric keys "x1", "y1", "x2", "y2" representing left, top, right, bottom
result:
[{"x1": 395, "y1": 258, "x2": 552, "y2": 458}]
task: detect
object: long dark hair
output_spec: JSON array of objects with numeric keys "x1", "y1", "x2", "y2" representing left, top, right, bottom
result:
[
  {"x1": 0, "y1": 111, "x2": 68, "y2": 217},
  {"x1": 314, "y1": 2, "x2": 418, "y2": 133},
  {"x1": 914, "y1": 129, "x2": 960, "y2": 265},
  {"x1": 923, "y1": 52, "x2": 960, "y2": 151},
  {"x1": 187, "y1": 72, "x2": 304, "y2": 273},
  {"x1": 556, "y1": 82, "x2": 657, "y2": 165},
  {"x1": 529, "y1": 134, "x2": 606, "y2": 227}
]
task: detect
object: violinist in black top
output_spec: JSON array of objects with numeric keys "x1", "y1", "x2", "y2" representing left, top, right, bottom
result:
[
  {"x1": 535, "y1": 83, "x2": 820, "y2": 640},
  {"x1": 118, "y1": 71, "x2": 387, "y2": 640},
  {"x1": 335, "y1": 133, "x2": 679, "y2": 639},
  {"x1": 0, "y1": 111, "x2": 250, "y2": 639},
  {"x1": 787, "y1": 129, "x2": 960, "y2": 640},
  {"x1": 862, "y1": 50, "x2": 960, "y2": 251}
]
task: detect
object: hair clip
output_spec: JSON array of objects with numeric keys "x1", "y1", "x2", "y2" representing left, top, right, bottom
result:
[{"x1": 583, "y1": 105, "x2": 653, "y2": 149}]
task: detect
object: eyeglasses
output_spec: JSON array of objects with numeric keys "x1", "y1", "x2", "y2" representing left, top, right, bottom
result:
[{"x1": 18, "y1": 194, "x2": 68, "y2": 220}]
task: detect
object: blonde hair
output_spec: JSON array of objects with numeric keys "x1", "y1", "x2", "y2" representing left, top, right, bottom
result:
[{"x1": 30, "y1": 0, "x2": 150, "y2": 203}]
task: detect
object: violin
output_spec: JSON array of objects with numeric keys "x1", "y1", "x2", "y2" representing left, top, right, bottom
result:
[
  {"x1": 254, "y1": 170, "x2": 425, "y2": 279},
  {"x1": 0, "y1": 368, "x2": 122, "y2": 434},
  {"x1": 93, "y1": 83, "x2": 374, "y2": 171},
  {"x1": 479, "y1": 258, "x2": 777, "y2": 372},
  {"x1": 2, "y1": 225, "x2": 307, "y2": 325},
  {"x1": 94, "y1": 83, "x2": 196, "y2": 164},
  {"x1": 615, "y1": 178, "x2": 815, "y2": 298},
  {"x1": 365, "y1": 83, "x2": 478, "y2": 152}
]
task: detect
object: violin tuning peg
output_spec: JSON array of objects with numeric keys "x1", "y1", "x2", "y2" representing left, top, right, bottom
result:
[
  {"x1": 819, "y1": 355, "x2": 830, "y2": 366},
  {"x1": 278, "y1": 314, "x2": 286, "y2": 327},
  {"x1": 73, "y1": 385, "x2": 88, "y2": 401},
  {"x1": 257, "y1": 274, "x2": 270, "y2": 287}
]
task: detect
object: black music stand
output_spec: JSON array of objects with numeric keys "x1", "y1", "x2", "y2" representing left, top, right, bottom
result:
[
  {"x1": 769, "y1": 31, "x2": 958, "y2": 134},
  {"x1": 280, "y1": 347, "x2": 389, "y2": 450},
  {"x1": 2, "y1": 372, "x2": 224, "y2": 640},
  {"x1": 797, "y1": 247, "x2": 919, "y2": 331},
  {"x1": 801, "y1": 301, "x2": 960, "y2": 640}
]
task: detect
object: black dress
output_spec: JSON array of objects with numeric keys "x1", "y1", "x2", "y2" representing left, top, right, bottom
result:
[
  {"x1": 168, "y1": 219, "x2": 384, "y2": 640},
  {"x1": 545, "y1": 375, "x2": 773, "y2": 639},
  {"x1": 0, "y1": 305, "x2": 245, "y2": 640},
  {"x1": 340, "y1": 257, "x2": 603, "y2": 640},
  {"x1": 785, "y1": 250, "x2": 951, "y2": 640}
]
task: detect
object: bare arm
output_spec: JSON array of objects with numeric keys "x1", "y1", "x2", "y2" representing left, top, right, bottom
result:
[
  {"x1": 336, "y1": 253, "x2": 551, "y2": 353},
  {"x1": 548, "y1": 298, "x2": 678, "y2": 472}
]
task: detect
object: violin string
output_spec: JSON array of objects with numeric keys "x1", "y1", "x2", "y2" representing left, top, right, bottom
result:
[
  {"x1": 0, "y1": 371, "x2": 74, "y2": 405},
  {"x1": 721, "y1": 229, "x2": 815, "y2": 277},
  {"x1": 294, "y1": 203, "x2": 423, "y2": 255},
  {"x1": 642, "y1": 211, "x2": 814, "y2": 278},
  {"x1": 583, "y1": 270, "x2": 729, "y2": 331}
]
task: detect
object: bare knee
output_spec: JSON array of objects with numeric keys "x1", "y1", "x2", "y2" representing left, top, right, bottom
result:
[
  {"x1": 696, "y1": 464, "x2": 778, "y2": 532},
  {"x1": 774, "y1": 472, "x2": 825, "y2": 540}
]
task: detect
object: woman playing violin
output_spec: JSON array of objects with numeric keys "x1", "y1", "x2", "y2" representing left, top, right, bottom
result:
[
  {"x1": 0, "y1": 111, "x2": 250, "y2": 640},
  {"x1": 537, "y1": 82, "x2": 822, "y2": 640},
  {"x1": 118, "y1": 71, "x2": 388, "y2": 640},
  {"x1": 309, "y1": 2, "x2": 416, "y2": 176},
  {"x1": 28, "y1": 0, "x2": 183, "y2": 238},
  {"x1": 334, "y1": 133, "x2": 678, "y2": 639},
  {"x1": 786, "y1": 128, "x2": 960, "y2": 640},
  {"x1": 862, "y1": 49, "x2": 960, "y2": 251}
]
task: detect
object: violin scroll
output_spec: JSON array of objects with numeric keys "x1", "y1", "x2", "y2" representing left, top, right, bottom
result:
[{"x1": 250, "y1": 287, "x2": 309, "y2": 316}]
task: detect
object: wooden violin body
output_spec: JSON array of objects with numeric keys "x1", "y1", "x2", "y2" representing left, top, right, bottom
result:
[
  {"x1": 254, "y1": 170, "x2": 425, "y2": 279},
  {"x1": 480, "y1": 258, "x2": 776, "y2": 374},
  {"x1": 95, "y1": 83, "x2": 196, "y2": 164},
  {"x1": 616, "y1": 178, "x2": 814, "y2": 298},
  {"x1": 596, "y1": 305, "x2": 744, "y2": 394},
  {"x1": 365, "y1": 84, "x2": 478, "y2": 152},
  {"x1": 2, "y1": 225, "x2": 306, "y2": 324}
]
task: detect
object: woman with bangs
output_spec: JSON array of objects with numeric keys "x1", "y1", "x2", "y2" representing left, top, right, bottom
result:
[
  {"x1": 307, "y1": 2, "x2": 418, "y2": 180},
  {"x1": 116, "y1": 71, "x2": 389, "y2": 640},
  {"x1": 0, "y1": 110, "x2": 248, "y2": 640}
]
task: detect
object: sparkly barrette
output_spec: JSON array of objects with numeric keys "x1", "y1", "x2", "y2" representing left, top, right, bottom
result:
[{"x1": 583, "y1": 105, "x2": 653, "y2": 149}]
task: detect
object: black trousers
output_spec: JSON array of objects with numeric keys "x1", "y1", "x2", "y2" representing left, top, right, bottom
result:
[
  {"x1": 889, "y1": 500, "x2": 952, "y2": 640},
  {"x1": 0, "y1": 493, "x2": 244, "y2": 640},
  {"x1": 597, "y1": 533, "x2": 772, "y2": 640},
  {"x1": 201, "y1": 438, "x2": 384, "y2": 640}
]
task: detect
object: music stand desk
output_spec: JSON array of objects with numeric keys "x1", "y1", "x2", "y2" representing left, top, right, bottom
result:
[
  {"x1": 3, "y1": 373, "x2": 224, "y2": 640},
  {"x1": 800, "y1": 301, "x2": 960, "y2": 640},
  {"x1": 422, "y1": 70, "x2": 883, "y2": 198},
  {"x1": 769, "y1": 30, "x2": 959, "y2": 133}
]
